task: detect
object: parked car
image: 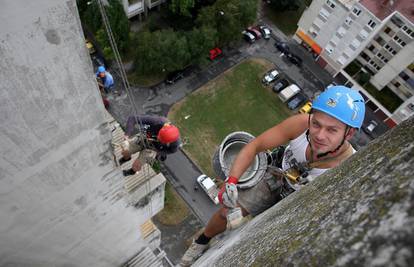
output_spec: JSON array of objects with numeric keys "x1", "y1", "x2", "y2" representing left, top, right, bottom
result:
[
  {"x1": 165, "y1": 66, "x2": 193, "y2": 85},
  {"x1": 209, "y1": 47, "x2": 223, "y2": 60},
  {"x1": 242, "y1": 30, "x2": 255, "y2": 43},
  {"x1": 262, "y1": 69, "x2": 280, "y2": 85},
  {"x1": 259, "y1": 25, "x2": 271, "y2": 39},
  {"x1": 272, "y1": 78, "x2": 289, "y2": 93},
  {"x1": 299, "y1": 101, "x2": 312, "y2": 114},
  {"x1": 247, "y1": 27, "x2": 262, "y2": 40},
  {"x1": 363, "y1": 120, "x2": 378, "y2": 136},
  {"x1": 286, "y1": 52, "x2": 302, "y2": 66},
  {"x1": 197, "y1": 174, "x2": 219, "y2": 204},
  {"x1": 274, "y1": 42, "x2": 290, "y2": 54},
  {"x1": 279, "y1": 84, "x2": 301, "y2": 102},
  {"x1": 287, "y1": 93, "x2": 307, "y2": 110},
  {"x1": 165, "y1": 70, "x2": 184, "y2": 85}
]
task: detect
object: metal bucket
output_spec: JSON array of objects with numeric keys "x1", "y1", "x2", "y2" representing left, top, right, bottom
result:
[{"x1": 212, "y1": 131, "x2": 268, "y2": 189}]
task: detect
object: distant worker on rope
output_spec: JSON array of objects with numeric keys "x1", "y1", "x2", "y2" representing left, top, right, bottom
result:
[
  {"x1": 96, "y1": 66, "x2": 115, "y2": 94},
  {"x1": 180, "y1": 86, "x2": 366, "y2": 266},
  {"x1": 119, "y1": 115, "x2": 181, "y2": 177}
]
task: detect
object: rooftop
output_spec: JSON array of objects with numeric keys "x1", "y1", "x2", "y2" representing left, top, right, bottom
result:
[{"x1": 360, "y1": 0, "x2": 414, "y2": 22}]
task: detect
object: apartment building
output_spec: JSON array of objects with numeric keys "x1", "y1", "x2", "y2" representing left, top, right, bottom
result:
[
  {"x1": 294, "y1": 0, "x2": 414, "y2": 126},
  {"x1": 121, "y1": 0, "x2": 166, "y2": 19}
]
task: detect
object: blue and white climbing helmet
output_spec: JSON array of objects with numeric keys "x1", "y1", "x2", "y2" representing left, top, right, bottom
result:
[
  {"x1": 98, "y1": 66, "x2": 106, "y2": 73},
  {"x1": 312, "y1": 85, "x2": 365, "y2": 129}
]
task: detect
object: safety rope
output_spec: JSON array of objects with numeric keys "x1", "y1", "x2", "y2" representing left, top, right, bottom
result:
[{"x1": 97, "y1": 0, "x2": 152, "y2": 215}]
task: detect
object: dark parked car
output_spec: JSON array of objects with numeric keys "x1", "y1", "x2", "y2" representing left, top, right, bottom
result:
[
  {"x1": 272, "y1": 79, "x2": 289, "y2": 93},
  {"x1": 286, "y1": 52, "x2": 303, "y2": 66},
  {"x1": 287, "y1": 93, "x2": 307, "y2": 110},
  {"x1": 259, "y1": 25, "x2": 271, "y2": 39},
  {"x1": 242, "y1": 30, "x2": 255, "y2": 43},
  {"x1": 274, "y1": 42, "x2": 290, "y2": 54},
  {"x1": 165, "y1": 66, "x2": 193, "y2": 85}
]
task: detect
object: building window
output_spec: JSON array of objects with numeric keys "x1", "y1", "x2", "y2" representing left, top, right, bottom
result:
[
  {"x1": 393, "y1": 35, "x2": 407, "y2": 47},
  {"x1": 391, "y1": 16, "x2": 404, "y2": 28},
  {"x1": 352, "y1": 7, "x2": 362, "y2": 16},
  {"x1": 325, "y1": 44, "x2": 334, "y2": 54},
  {"x1": 344, "y1": 16, "x2": 353, "y2": 26},
  {"x1": 359, "y1": 29, "x2": 369, "y2": 40},
  {"x1": 368, "y1": 20, "x2": 377, "y2": 29},
  {"x1": 375, "y1": 36, "x2": 386, "y2": 46},
  {"x1": 384, "y1": 27, "x2": 391, "y2": 34},
  {"x1": 326, "y1": 0, "x2": 336, "y2": 8},
  {"x1": 337, "y1": 26, "x2": 346, "y2": 37},
  {"x1": 350, "y1": 39, "x2": 361, "y2": 50},
  {"x1": 319, "y1": 8, "x2": 330, "y2": 21},
  {"x1": 399, "y1": 71, "x2": 410, "y2": 81},
  {"x1": 360, "y1": 52, "x2": 371, "y2": 61}
]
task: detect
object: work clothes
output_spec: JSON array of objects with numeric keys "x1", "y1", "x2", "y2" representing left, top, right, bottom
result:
[
  {"x1": 125, "y1": 115, "x2": 181, "y2": 155},
  {"x1": 96, "y1": 71, "x2": 114, "y2": 93},
  {"x1": 237, "y1": 130, "x2": 354, "y2": 216}
]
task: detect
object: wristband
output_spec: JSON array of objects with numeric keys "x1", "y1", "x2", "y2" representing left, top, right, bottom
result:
[{"x1": 227, "y1": 176, "x2": 238, "y2": 184}]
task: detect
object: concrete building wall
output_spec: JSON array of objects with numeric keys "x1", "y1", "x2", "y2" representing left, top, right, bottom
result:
[{"x1": 0, "y1": 0, "x2": 163, "y2": 265}]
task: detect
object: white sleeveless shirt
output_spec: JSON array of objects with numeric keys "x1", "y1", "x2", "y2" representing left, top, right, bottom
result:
[
  {"x1": 281, "y1": 131, "x2": 327, "y2": 190},
  {"x1": 281, "y1": 130, "x2": 356, "y2": 190}
]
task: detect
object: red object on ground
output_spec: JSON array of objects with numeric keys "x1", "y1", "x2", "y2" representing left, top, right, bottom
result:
[{"x1": 209, "y1": 47, "x2": 222, "y2": 60}]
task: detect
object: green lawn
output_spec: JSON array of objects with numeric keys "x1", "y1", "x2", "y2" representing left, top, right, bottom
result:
[
  {"x1": 169, "y1": 59, "x2": 292, "y2": 177},
  {"x1": 264, "y1": 1, "x2": 312, "y2": 35}
]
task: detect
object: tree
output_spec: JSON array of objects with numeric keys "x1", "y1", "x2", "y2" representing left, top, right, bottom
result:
[
  {"x1": 77, "y1": 0, "x2": 129, "y2": 60},
  {"x1": 134, "y1": 30, "x2": 192, "y2": 74},
  {"x1": 170, "y1": 0, "x2": 195, "y2": 17},
  {"x1": 269, "y1": 0, "x2": 301, "y2": 11},
  {"x1": 187, "y1": 26, "x2": 218, "y2": 66},
  {"x1": 196, "y1": 0, "x2": 256, "y2": 46}
]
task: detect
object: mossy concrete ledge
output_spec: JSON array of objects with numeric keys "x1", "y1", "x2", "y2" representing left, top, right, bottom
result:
[{"x1": 195, "y1": 117, "x2": 414, "y2": 267}]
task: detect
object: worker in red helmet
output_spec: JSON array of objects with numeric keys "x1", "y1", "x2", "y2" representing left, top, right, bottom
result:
[{"x1": 119, "y1": 115, "x2": 181, "y2": 176}]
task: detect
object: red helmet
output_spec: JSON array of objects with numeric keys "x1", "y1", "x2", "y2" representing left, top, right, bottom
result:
[{"x1": 157, "y1": 124, "x2": 180, "y2": 144}]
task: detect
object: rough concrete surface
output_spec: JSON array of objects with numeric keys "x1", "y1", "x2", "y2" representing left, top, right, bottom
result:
[{"x1": 195, "y1": 117, "x2": 414, "y2": 267}]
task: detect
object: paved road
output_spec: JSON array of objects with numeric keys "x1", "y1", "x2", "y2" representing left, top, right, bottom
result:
[{"x1": 161, "y1": 150, "x2": 219, "y2": 225}]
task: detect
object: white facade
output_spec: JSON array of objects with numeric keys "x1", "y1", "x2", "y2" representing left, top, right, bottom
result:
[
  {"x1": 0, "y1": 0, "x2": 166, "y2": 265},
  {"x1": 295, "y1": 0, "x2": 414, "y2": 125},
  {"x1": 122, "y1": 0, "x2": 166, "y2": 19}
]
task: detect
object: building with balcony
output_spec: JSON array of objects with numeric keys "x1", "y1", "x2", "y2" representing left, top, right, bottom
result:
[
  {"x1": 294, "y1": 0, "x2": 414, "y2": 126},
  {"x1": 121, "y1": 0, "x2": 166, "y2": 19}
]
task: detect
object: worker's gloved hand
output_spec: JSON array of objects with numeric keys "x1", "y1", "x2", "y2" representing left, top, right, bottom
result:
[{"x1": 218, "y1": 176, "x2": 239, "y2": 208}]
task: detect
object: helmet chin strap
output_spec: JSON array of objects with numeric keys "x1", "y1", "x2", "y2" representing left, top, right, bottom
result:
[{"x1": 306, "y1": 114, "x2": 350, "y2": 160}]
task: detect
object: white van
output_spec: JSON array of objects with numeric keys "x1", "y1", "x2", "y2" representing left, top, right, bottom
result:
[{"x1": 278, "y1": 84, "x2": 301, "y2": 103}]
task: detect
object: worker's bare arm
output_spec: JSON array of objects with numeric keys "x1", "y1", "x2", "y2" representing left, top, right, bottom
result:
[{"x1": 229, "y1": 114, "x2": 309, "y2": 179}]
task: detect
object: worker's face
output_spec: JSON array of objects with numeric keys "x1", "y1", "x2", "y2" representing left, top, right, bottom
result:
[
  {"x1": 99, "y1": 72, "x2": 105, "y2": 78},
  {"x1": 308, "y1": 111, "x2": 355, "y2": 155}
]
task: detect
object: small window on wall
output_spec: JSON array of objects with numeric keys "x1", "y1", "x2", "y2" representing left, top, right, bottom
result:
[
  {"x1": 326, "y1": 0, "x2": 336, "y2": 8},
  {"x1": 352, "y1": 7, "x2": 362, "y2": 16},
  {"x1": 345, "y1": 16, "x2": 353, "y2": 26},
  {"x1": 368, "y1": 19, "x2": 377, "y2": 29},
  {"x1": 337, "y1": 26, "x2": 346, "y2": 37},
  {"x1": 325, "y1": 44, "x2": 334, "y2": 54},
  {"x1": 319, "y1": 8, "x2": 330, "y2": 21}
]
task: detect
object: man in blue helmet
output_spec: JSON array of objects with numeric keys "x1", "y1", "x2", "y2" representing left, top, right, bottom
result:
[
  {"x1": 96, "y1": 66, "x2": 115, "y2": 94},
  {"x1": 180, "y1": 86, "x2": 366, "y2": 266}
]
